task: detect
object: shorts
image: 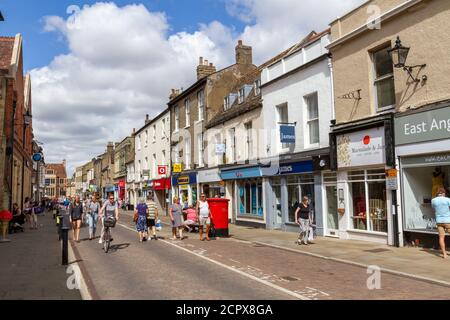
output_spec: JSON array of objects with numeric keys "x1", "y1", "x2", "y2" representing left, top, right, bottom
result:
[
  {"x1": 437, "y1": 224, "x2": 450, "y2": 236},
  {"x1": 199, "y1": 216, "x2": 210, "y2": 228},
  {"x1": 147, "y1": 219, "x2": 156, "y2": 227}
]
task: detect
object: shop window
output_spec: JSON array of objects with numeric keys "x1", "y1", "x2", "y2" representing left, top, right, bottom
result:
[
  {"x1": 323, "y1": 172, "x2": 337, "y2": 183},
  {"x1": 287, "y1": 174, "x2": 315, "y2": 223},
  {"x1": 373, "y1": 46, "x2": 396, "y2": 111},
  {"x1": 238, "y1": 179, "x2": 263, "y2": 217},
  {"x1": 349, "y1": 169, "x2": 387, "y2": 233}
]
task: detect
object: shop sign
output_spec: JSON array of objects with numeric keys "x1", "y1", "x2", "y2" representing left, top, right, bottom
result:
[
  {"x1": 280, "y1": 125, "x2": 296, "y2": 144},
  {"x1": 173, "y1": 163, "x2": 182, "y2": 173},
  {"x1": 158, "y1": 166, "x2": 167, "y2": 175},
  {"x1": 386, "y1": 170, "x2": 398, "y2": 190},
  {"x1": 395, "y1": 105, "x2": 450, "y2": 146},
  {"x1": 178, "y1": 175, "x2": 190, "y2": 185},
  {"x1": 261, "y1": 161, "x2": 313, "y2": 176},
  {"x1": 337, "y1": 127, "x2": 385, "y2": 168},
  {"x1": 172, "y1": 173, "x2": 197, "y2": 186},
  {"x1": 180, "y1": 185, "x2": 189, "y2": 191},
  {"x1": 32, "y1": 153, "x2": 43, "y2": 162},
  {"x1": 215, "y1": 144, "x2": 226, "y2": 155},
  {"x1": 198, "y1": 168, "x2": 221, "y2": 183},
  {"x1": 118, "y1": 180, "x2": 125, "y2": 188},
  {"x1": 220, "y1": 166, "x2": 262, "y2": 180},
  {"x1": 401, "y1": 153, "x2": 450, "y2": 167}
]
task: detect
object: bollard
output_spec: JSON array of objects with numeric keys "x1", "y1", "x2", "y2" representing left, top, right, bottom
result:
[{"x1": 61, "y1": 209, "x2": 71, "y2": 266}]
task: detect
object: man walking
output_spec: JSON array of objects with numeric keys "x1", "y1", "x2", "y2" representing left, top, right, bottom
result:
[
  {"x1": 196, "y1": 193, "x2": 211, "y2": 241},
  {"x1": 146, "y1": 195, "x2": 158, "y2": 240},
  {"x1": 432, "y1": 188, "x2": 450, "y2": 259}
]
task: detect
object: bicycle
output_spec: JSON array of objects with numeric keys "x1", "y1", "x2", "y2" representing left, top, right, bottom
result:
[{"x1": 102, "y1": 216, "x2": 116, "y2": 253}]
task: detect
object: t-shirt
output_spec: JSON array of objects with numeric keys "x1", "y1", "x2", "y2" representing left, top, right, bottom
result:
[
  {"x1": 136, "y1": 203, "x2": 148, "y2": 217},
  {"x1": 297, "y1": 204, "x2": 311, "y2": 220},
  {"x1": 186, "y1": 208, "x2": 197, "y2": 222},
  {"x1": 198, "y1": 201, "x2": 209, "y2": 218},
  {"x1": 146, "y1": 201, "x2": 157, "y2": 220},
  {"x1": 89, "y1": 202, "x2": 100, "y2": 214},
  {"x1": 102, "y1": 201, "x2": 118, "y2": 218},
  {"x1": 432, "y1": 196, "x2": 450, "y2": 224}
]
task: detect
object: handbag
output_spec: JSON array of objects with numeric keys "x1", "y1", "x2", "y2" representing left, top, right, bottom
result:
[
  {"x1": 208, "y1": 220, "x2": 216, "y2": 238},
  {"x1": 133, "y1": 212, "x2": 138, "y2": 223}
]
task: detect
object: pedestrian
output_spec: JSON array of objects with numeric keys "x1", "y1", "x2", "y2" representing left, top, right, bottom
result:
[
  {"x1": 146, "y1": 195, "x2": 158, "y2": 240},
  {"x1": 183, "y1": 205, "x2": 198, "y2": 233},
  {"x1": 24, "y1": 197, "x2": 38, "y2": 230},
  {"x1": 70, "y1": 195, "x2": 83, "y2": 242},
  {"x1": 431, "y1": 188, "x2": 450, "y2": 259},
  {"x1": 169, "y1": 197, "x2": 184, "y2": 240},
  {"x1": 295, "y1": 196, "x2": 313, "y2": 245},
  {"x1": 196, "y1": 193, "x2": 211, "y2": 241},
  {"x1": 134, "y1": 197, "x2": 148, "y2": 242},
  {"x1": 99, "y1": 194, "x2": 120, "y2": 244},
  {"x1": 87, "y1": 195, "x2": 100, "y2": 240}
]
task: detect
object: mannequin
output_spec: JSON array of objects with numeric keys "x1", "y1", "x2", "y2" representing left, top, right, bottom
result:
[{"x1": 432, "y1": 167, "x2": 445, "y2": 198}]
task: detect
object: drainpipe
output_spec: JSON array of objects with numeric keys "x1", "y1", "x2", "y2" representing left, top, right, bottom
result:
[{"x1": 327, "y1": 54, "x2": 336, "y2": 121}]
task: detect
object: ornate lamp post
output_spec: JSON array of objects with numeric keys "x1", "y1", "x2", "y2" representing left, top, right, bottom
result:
[{"x1": 388, "y1": 36, "x2": 427, "y2": 83}]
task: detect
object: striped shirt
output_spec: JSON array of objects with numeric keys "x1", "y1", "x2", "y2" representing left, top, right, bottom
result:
[{"x1": 146, "y1": 201, "x2": 158, "y2": 220}]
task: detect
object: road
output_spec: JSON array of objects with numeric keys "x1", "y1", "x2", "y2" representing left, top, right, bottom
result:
[{"x1": 72, "y1": 211, "x2": 450, "y2": 300}]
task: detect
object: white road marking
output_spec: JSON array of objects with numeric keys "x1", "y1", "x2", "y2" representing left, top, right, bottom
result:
[{"x1": 117, "y1": 222, "x2": 310, "y2": 300}]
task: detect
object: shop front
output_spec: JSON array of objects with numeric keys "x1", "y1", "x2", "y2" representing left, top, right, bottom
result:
[
  {"x1": 331, "y1": 116, "x2": 396, "y2": 245},
  {"x1": 104, "y1": 185, "x2": 115, "y2": 199},
  {"x1": 171, "y1": 172, "x2": 198, "y2": 208},
  {"x1": 153, "y1": 178, "x2": 171, "y2": 216},
  {"x1": 395, "y1": 103, "x2": 450, "y2": 247},
  {"x1": 220, "y1": 166, "x2": 265, "y2": 227},
  {"x1": 142, "y1": 180, "x2": 154, "y2": 200},
  {"x1": 198, "y1": 168, "x2": 225, "y2": 198},
  {"x1": 115, "y1": 180, "x2": 126, "y2": 201},
  {"x1": 261, "y1": 160, "x2": 323, "y2": 233}
]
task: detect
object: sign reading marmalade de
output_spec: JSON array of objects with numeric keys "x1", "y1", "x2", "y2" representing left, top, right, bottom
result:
[{"x1": 337, "y1": 127, "x2": 385, "y2": 168}]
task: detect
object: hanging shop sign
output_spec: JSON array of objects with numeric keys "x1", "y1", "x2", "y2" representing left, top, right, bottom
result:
[
  {"x1": 395, "y1": 105, "x2": 450, "y2": 146},
  {"x1": 337, "y1": 126, "x2": 385, "y2": 168},
  {"x1": 118, "y1": 180, "x2": 125, "y2": 188},
  {"x1": 32, "y1": 153, "x2": 43, "y2": 162},
  {"x1": 173, "y1": 163, "x2": 182, "y2": 173},
  {"x1": 280, "y1": 125, "x2": 296, "y2": 144},
  {"x1": 215, "y1": 144, "x2": 226, "y2": 155},
  {"x1": 158, "y1": 166, "x2": 167, "y2": 175}
]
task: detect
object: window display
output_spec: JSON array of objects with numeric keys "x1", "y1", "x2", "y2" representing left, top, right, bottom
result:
[
  {"x1": 287, "y1": 174, "x2": 315, "y2": 223},
  {"x1": 349, "y1": 169, "x2": 387, "y2": 233},
  {"x1": 238, "y1": 179, "x2": 263, "y2": 217}
]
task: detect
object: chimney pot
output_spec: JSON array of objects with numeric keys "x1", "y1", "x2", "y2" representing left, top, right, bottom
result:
[
  {"x1": 199, "y1": 57, "x2": 203, "y2": 65},
  {"x1": 209, "y1": 63, "x2": 213, "y2": 67},
  {"x1": 238, "y1": 40, "x2": 243, "y2": 46},
  {"x1": 204, "y1": 59, "x2": 208, "y2": 66}
]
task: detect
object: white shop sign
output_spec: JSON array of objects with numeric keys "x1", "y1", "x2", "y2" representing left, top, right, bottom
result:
[{"x1": 337, "y1": 127, "x2": 386, "y2": 168}]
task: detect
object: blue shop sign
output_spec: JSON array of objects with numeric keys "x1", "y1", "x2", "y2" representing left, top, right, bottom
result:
[
  {"x1": 261, "y1": 161, "x2": 313, "y2": 176},
  {"x1": 280, "y1": 125, "x2": 296, "y2": 144},
  {"x1": 220, "y1": 166, "x2": 262, "y2": 180},
  {"x1": 105, "y1": 185, "x2": 115, "y2": 192},
  {"x1": 172, "y1": 173, "x2": 197, "y2": 186}
]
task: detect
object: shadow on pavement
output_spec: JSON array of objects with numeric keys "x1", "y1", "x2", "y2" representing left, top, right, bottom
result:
[{"x1": 109, "y1": 243, "x2": 130, "y2": 252}]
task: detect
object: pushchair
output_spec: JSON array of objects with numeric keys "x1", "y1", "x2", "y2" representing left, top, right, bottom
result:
[{"x1": 9, "y1": 213, "x2": 25, "y2": 233}]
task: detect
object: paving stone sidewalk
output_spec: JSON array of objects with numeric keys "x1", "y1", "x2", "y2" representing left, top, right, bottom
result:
[
  {"x1": 158, "y1": 215, "x2": 450, "y2": 285},
  {"x1": 0, "y1": 211, "x2": 81, "y2": 300}
]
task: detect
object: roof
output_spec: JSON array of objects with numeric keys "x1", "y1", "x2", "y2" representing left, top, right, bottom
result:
[
  {"x1": 46, "y1": 163, "x2": 67, "y2": 178},
  {"x1": 135, "y1": 107, "x2": 170, "y2": 135},
  {"x1": 0, "y1": 37, "x2": 14, "y2": 71}
]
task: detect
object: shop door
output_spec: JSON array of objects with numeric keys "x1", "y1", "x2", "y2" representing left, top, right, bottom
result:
[
  {"x1": 325, "y1": 185, "x2": 339, "y2": 236},
  {"x1": 272, "y1": 185, "x2": 283, "y2": 229}
]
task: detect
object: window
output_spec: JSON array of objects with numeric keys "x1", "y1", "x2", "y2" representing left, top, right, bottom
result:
[
  {"x1": 254, "y1": 79, "x2": 261, "y2": 95},
  {"x1": 144, "y1": 157, "x2": 148, "y2": 172},
  {"x1": 152, "y1": 154, "x2": 156, "y2": 178},
  {"x1": 238, "y1": 179, "x2": 263, "y2": 217},
  {"x1": 228, "y1": 128, "x2": 236, "y2": 163},
  {"x1": 238, "y1": 88, "x2": 245, "y2": 104},
  {"x1": 305, "y1": 93, "x2": 319, "y2": 145},
  {"x1": 144, "y1": 130, "x2": 148, "y2": 147},
  {"x1": 137, "y1": 135, "x2": 141, "y2": 150},
  {"x1": 197, "y1": 90, "x2": 204, "y2": 121},
  {"x1": 174, "y1": 106, "x2": 179, "y2": 131},
  {"x1": 46, "y1": 170, "x2": 54, "y2": 175},
  {"x1": 185, "y1": 99, "x2": 191, "y2": 127},
  {"x1": 276, "y1": 103, "x2": 289, "y2": 150},
  {"x1": 349, "y1": 169, "x2": 387, "y2": 233},
  {"x1": 245, "y1": 122, "x2": 253, "y2": 160},
  {"x1": 197, "y1": 133, "x2": 204, "y2": 167},
  {"x1": 373, "y1": 46, "x2": 396, "y2": 110},
  {"x1": 215, "y1": 133, "x2": 223, "y2": 165},
  {"x1": 137, "y1": 160, "x2": 141, "y2": 179},
  {"x1": 287, "y1": 174, "x2": 315, "y2": 223},
  {"x1": 152, "y1": 125, "x2": 156, "y2": 143},
  {"x1": 185, "y1": 137, "x2": 191, "y2": 169},
  {"x1": 162, "y1": 150, "x2": 166, "y2": 166},
  {"x1": 59, "y1": 179, "x2": 64, "y2": 184},
  {"x1": 224, "y1": 96, "x2": 231, "y2": 110},
  {"x1": 161, "y1": 118, "x2": 166, "y2": 139}
]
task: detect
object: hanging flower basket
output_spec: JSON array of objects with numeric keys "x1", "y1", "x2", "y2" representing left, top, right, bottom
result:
[{"x1": 0, "y1": 210, "x2": 12, "y2": 222}]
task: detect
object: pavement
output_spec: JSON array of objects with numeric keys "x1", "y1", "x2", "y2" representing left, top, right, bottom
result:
[
  {"x1": 0, "y1": 211, "x2": 81, "y2": 300},
  {"x1": 156, "y1": 214, "x2": 450, "y2": 286},
  {"x1": 69, "y1": 211, "x2": 450, "y2": 300}
]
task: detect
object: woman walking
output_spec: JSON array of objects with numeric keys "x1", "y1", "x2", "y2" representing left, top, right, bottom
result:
[
  {"x1": 87, "y1": 195, "x2": 100, "y2": 240},
  {"x1": 295, "y1": 196, "x2": 313, "y2": 245},
  {"x1": 134, "y1": 198, "x2": 148, "y2": 242},
  {"x1": 169, "y1": 197, "x2": 184, "y2": 240},
  {"x1": 70, "y1": 196, "x2": 84, "y2": 242}
]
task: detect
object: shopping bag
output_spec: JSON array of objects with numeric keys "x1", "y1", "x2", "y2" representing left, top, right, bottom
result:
[
  {"x1": 308, "y1": 226, "x2": 315, "y2": 242},
  {"x1": 155, "y1": 219, "x2": 162, "y2": 231}
]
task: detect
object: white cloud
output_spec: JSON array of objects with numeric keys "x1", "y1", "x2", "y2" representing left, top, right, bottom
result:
[{"x1": 32, "y1": 1, "x2": 366, "y2": 175}]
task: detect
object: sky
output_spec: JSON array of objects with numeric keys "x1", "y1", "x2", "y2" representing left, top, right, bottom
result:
[{"x1": 0, "y1": 0, "x2": 365, "y2": 176}]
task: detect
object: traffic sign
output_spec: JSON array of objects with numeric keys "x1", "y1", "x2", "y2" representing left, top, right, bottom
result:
[{"x1": 32, "y1": 153, "x2": 43, "y2": 162}]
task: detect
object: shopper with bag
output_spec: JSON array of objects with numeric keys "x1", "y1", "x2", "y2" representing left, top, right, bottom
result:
[
  {"x1": 146, "y1": 195, "x2": 159, "y2": 240},
  {"x1": 87, "y1": 195, "x2": 100, "y2": 240},
  {"x1": 70, "y1": 196, "x2": 84, "y2": 243},
  {"x1": 169, "y1": 197, "x2": 184, "y2": 240},
  {"x1": 295, "y1": 196, "x2": 313, "y2": 245},
  {"x1": 134, "y1": 197, "x2": 148, "y2": 242}
]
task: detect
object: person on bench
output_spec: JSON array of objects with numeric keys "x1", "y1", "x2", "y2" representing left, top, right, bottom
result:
[{"x1": 183, "y1": 205, "x2": 198, "y2": 232}]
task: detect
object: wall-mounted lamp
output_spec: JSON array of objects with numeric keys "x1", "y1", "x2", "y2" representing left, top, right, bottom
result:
[{"x1": 388, "y1": 36, "x2": 426, "y2": 83}]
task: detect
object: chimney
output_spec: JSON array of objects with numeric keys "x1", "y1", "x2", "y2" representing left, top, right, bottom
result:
[
  {"x1": 107, "y1": 142, "x2": 114, "y2": 154},
  {"x1": 197, "y1": 56, "x2": 216, "y2": 80},
  {"x1": 132, "y1": 128, "x2": 136, "y2": 136},
  {"x1": 62, "y1": 159, "x2": 66, "y2": 169},
  {"x1": 145, "y1": 114, "x2": 150, "y2": 125},
  {"x1": 236, "y1": 40, "x2": 253, "y2": 65}
]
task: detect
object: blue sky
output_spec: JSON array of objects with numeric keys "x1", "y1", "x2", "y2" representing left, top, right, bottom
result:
[{"x1": 0, "y1": 0, "x2": 246, "y2": 72}]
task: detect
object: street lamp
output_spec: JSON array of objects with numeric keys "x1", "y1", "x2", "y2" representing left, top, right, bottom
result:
[
  {"x1": 388, "y1": 36, "x2": 426, "y2": 83},
  {"x1": 20, "y1": 110, "x2": 32, "y2": 210}
]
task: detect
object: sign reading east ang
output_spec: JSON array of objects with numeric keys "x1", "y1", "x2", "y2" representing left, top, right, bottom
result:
[{"x1": 395, "y1": 105, "x2": 450, "y2": 145}]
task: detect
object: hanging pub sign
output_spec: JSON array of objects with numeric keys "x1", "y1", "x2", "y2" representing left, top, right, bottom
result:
[
  {"x1": 32, "y1": 153, "x2": 43, "y2": 162},
  {"x1": 280, "y1": 125, "x2": 296, "y2": 144}
]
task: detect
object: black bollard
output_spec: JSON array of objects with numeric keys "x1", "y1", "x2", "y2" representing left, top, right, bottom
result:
[{"x1": 62, "y1": 229, "x2": 69, "y2": 265}]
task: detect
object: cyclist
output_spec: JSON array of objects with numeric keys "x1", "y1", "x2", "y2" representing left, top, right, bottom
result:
[{"x1": 99, "y1": 194, "x2": 120, "y2": 244}]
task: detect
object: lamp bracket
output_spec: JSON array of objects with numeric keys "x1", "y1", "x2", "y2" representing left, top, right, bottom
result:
[{"x1": 403, "y1": 64, "x2": 427, "y2": 83}]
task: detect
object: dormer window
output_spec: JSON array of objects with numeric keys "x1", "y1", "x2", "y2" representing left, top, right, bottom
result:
[
  {"x1": 254, "y1": 79, "x2": 261, "y2": 95},
  {"x1": 238, "y1": 88, "x2": 245, "y2": 104},
  {"x1": 224, "y1": 96, "x2": 231, "y2": 110}
]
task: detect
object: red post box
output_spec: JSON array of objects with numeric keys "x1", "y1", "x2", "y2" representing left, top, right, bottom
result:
[{"x1": 207, "y1": 198, "x2": 230, "y2": 237}]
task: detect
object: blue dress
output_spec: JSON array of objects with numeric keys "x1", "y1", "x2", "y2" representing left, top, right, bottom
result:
[{"x1": 135, "y1": 203, "x2": 148, "y2": 232}]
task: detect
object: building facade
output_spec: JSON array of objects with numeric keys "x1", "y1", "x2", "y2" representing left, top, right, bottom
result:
[
  {"x1": 44, "y1": 161, "x2": 67, "y2": 199},
  {"x1": 113, "y1": 135, "x2": 134, "y2": 201}
]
